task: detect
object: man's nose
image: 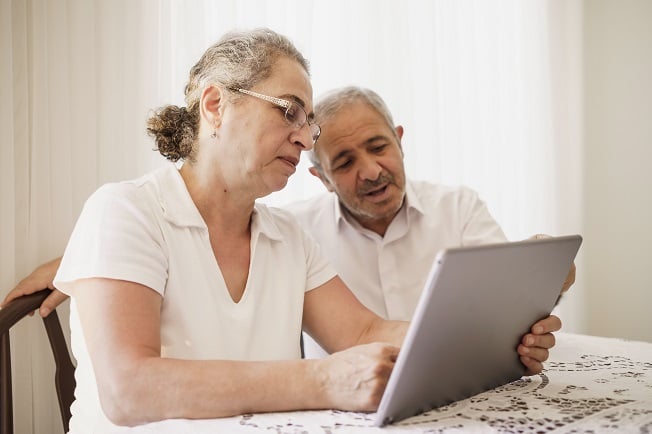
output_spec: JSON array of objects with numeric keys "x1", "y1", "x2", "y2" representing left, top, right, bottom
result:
[{"x1": 357, "y1": 156, "x2": 382, "y2": 181}]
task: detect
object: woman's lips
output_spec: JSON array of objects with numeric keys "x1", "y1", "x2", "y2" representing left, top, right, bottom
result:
[
  {"x1": 278, "y1": 156, "x2": 299, "y2": 172},
  {"x1": 281, "y1": 156, "x2": 299, "y2": 167}
]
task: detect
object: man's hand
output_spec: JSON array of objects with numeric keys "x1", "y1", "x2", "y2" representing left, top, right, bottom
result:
[
  {"x1": 517, "y1": 314, "x2": 561, "y2": 375},
  {"x1": 560, "y1": 262, "x2": 576, "y2": 294},
  {"x1": 530, "y1": 234, "x2": 576, "y2": 295},
  {"x1": 1, "y1": 257, "x2": 68, "y2": 317}
]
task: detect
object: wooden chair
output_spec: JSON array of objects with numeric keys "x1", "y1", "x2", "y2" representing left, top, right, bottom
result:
[{"x1": 0, "y1": 289, "x2": 75, "y2": 434}]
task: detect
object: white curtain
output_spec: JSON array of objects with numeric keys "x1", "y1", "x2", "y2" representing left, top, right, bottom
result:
[{"x1": 0, "y1": 1, "x2": 582, "y2": 432}]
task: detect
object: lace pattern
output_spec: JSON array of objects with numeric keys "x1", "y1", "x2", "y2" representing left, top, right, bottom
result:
[{"x1": 135, "y1": 333, "x2": 652, "y2": 434}]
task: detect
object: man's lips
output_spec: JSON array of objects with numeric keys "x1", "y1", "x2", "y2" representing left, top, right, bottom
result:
[{"x1": 361, "y1": 184, "x2": 389, "y2": 197}]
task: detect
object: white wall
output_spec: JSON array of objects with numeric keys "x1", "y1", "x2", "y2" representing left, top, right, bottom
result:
[
  {"x1": 2, "y1": 2, "x2": 650, "y2": 433},
  {"x1": 583, "y1": 0, "x2": 652, "y2": 342}
]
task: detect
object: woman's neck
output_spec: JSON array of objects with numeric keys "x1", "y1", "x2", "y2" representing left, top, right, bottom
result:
[{"x1": 179, "y1": 162, "x2": 254, "y2": 235}]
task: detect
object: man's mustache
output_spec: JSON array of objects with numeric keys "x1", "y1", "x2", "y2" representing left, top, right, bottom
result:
[{"x1": 358, "y1": 174, "x2": 394, "y2": 195}]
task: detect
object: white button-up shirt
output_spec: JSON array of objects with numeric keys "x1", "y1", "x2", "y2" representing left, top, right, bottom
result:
[
  {"x1": 55, "y1": 164, "x2": 336, "y2": 433},
  {"x1": 287, "y1": 180, "x2": 506, "y2": 357}
]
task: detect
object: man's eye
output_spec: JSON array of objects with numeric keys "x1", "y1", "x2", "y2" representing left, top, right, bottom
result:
[
  {"x1": 371, "y1": 144, "x2": 387, "y2": 153},
  {"x1": 335, "y1": 160, "x2": 352, "y2": 170}
]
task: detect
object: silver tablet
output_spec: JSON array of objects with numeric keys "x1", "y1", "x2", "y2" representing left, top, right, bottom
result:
[{"x1": 374, "y1": 235, "x2": 583, "y2": 426}]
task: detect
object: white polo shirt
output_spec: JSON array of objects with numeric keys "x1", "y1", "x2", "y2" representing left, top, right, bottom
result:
[
  {"x1": 54, "y1": 164, "x2": 336, "y2": 433},
  {"x1": 288, "y1": 180, "x2": 507, "y2": 321}
]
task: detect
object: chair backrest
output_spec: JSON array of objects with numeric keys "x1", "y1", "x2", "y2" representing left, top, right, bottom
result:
[{"x1": 0, "y1": 289, "x2": 76, "y2": 434}]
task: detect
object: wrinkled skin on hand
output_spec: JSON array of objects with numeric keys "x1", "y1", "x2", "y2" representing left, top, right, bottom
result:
[{"x1": 317, "y1": 342, "x2": 399, "y2": 411}]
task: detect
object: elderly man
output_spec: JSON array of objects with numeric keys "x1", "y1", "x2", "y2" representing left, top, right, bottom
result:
[
  {"x1": 4, "y1": 86, "x2": 571, "y2": 374},
  {"x1": 286, "y1": 87, "x2": 571, "y2": 369}
]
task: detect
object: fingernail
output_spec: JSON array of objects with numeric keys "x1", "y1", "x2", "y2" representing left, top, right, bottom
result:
[
  {"x1": 534, "y1": 326, "x2": 544, "y2": 334},
  {"x1": 526, "y1": 336, "x2": 534, "y2": 345}
]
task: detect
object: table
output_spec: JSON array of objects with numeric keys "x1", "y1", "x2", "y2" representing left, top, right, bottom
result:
[{"x1": 134, "y1": 333, "x2": 652, "y2": 433}]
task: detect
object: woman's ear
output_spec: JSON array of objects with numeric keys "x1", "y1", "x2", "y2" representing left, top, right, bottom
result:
[{"x1": 199, "y1": 85, "x2": 225, "y2": 128}]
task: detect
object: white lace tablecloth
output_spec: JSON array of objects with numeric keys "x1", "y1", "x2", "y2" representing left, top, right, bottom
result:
[{"x1": 134, "y1": 333, "x2": 652, "y2": 433}]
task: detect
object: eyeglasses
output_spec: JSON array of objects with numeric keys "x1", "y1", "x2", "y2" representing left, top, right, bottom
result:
[{"x1": 235, "y1": 88, "x2": 321, "y2": 144}]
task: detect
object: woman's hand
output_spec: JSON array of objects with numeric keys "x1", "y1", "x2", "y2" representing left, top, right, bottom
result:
[{"x1": 315, "y1": 343, "x2": 399, "y2": 411}]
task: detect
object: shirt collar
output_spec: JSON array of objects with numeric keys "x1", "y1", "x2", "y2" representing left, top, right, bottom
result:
[
  {"x1": 153, "y1": 164, "x2": 282, "y2": 241},
  {"x1": 251, "y1": 204, "x2": 284, "y2": 242},
  {"x1": 154, "y1": 164, "x2": 206, "y2": 229},
  {"x1": 404, "y1": 179, "x2": 426, "y2": 216}
]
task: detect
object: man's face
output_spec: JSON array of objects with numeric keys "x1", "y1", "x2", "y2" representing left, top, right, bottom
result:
[{"x1": 311, "y1": 101, "x2": 406, "y2": 235}]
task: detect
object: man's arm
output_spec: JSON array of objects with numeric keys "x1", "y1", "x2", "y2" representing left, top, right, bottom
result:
[
  {"x1": 3, "y1": 256, "x2": 563, "y2": 378},
  {"x1": 1, "y1": 257, "x2": 68, "y2": 317}
]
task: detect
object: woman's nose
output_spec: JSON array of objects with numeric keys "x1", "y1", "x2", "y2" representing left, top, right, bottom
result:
[{"x1": 290, "y1": 124, "x2": 314, "y2": 151}]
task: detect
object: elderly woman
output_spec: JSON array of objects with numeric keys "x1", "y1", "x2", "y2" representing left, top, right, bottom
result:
[{"x1": 53, "y1": 28, "x2": 406, "y2": 432}]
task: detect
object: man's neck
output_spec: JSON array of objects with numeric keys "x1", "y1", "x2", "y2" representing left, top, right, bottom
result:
[{"x1": 341, "y1": 200, "x2": 406, "y2": 238}]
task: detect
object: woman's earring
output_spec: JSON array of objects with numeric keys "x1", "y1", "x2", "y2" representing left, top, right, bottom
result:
[{"x1": 210, "y1": 129, "x2": 217, "y2": 139}]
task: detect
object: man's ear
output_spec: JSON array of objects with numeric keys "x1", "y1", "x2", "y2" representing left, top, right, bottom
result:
[
  {"x1": 395, "y1": 125, "x2": 404, "y2": 140},
  {"x1": 200, "y1": 85, "x2": 225, "y2": 128},
  {"x1": 309, "y1": 166, "x2": 335, "y2": 192},
  {"x1": 395, "y1": 125, "x2": 405, "y2": 156}
]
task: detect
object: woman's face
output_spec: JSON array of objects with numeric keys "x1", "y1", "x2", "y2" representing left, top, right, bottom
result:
[{"x1": 215, "y1": 56, "x2": 315, "y2": 197}]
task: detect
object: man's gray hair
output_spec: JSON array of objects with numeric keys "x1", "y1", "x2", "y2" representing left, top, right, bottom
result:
[{"x1": 309, "y1": 86, "x2": 397, "y2": 173}]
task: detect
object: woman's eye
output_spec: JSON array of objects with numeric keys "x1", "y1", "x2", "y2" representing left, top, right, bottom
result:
[
  {"x1": 277, "y1": 106, "x2": 289, "y2": 118},
  {"x1": 285, "y1": 104, "x2": 301, "y2": 123}
]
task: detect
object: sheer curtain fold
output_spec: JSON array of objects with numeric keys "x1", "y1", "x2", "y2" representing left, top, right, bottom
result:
[{"x1": 1, "y1": 1, "x2": 582, "y2": 432}]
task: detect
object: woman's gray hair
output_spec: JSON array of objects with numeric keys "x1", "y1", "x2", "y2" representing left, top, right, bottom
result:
[
  {"x1": 309, "y1": 86, "x2": 397, "y2": 173},
  {"x1": 148, "y1": 28, "x2": 309, "y2": 162},
  {"x1": 184, "y1": 28, "x2": 309, "y2": 109}
]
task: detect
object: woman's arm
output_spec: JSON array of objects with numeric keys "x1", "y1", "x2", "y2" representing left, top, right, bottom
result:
[
  {"x1": 74, "y1": 277, "x2": 324, "y2": 425},
  {"x1": 74, "y1": 276, "x2": 404, "y2": 426},
  {"x1": 303, "y1": 275, "x2": 560, "y2": 377},
  {"x1": 302, "y1": 276, "x2": 407, "y2": 353},
  {"x1": 301, "y1": 276, "x2": 407, "y2": 409}
]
